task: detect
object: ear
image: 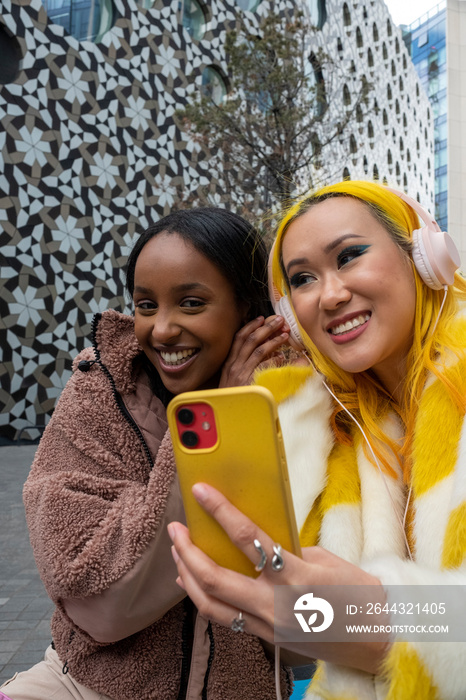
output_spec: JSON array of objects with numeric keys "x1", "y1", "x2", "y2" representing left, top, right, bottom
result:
[{"x1": 240, "y1": 301, "x2": 251, "y2": 325}]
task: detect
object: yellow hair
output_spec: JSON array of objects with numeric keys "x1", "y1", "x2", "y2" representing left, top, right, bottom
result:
[{"x1": 272, "y1": 180, "x2": 466, "y2": 478}]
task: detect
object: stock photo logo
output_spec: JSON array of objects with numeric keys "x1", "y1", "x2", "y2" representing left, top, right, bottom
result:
[{"x1": 294, "y1": 592, "x2": 334, "y2": 633}]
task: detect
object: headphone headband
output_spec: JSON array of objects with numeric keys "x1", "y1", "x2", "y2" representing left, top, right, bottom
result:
[{"x1": 384, "y1": 187, "x2": 441, "y2": 233}]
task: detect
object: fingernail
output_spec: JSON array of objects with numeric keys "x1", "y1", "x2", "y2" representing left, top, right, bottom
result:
[
  {"x1": 280, "y1": 332, "x2": 289, "y2": 339},
  {"x1": 167, "y1": 523, "x2": 176, "y2": 541},
  {"x1": 192, "y1": 483, "x2": 209, "y2": 503},
  {"x1": 176, "y1": 576, "x2": 186, "y2": 591},
  {"x1": 171, "y1": 545, "x2": 180, "y2": 564},
  {"x1": 271, "y1": 316, "x2": 282, "y2": 326}
]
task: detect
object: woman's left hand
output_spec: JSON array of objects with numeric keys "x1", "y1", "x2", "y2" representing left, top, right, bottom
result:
[{"x1": 168, "y1": 484, "x2": 391, "y2": 675}]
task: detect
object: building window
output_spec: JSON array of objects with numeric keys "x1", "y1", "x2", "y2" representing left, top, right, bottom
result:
[
  {"x1": 0, "y1": 23, "x2": 21, "y2": 84},
  {"x1": 403, "y1": 54, "x2": 407, "y2": 70},
  {"x1": 356, "y1": 27, "x2": 363, "y2": 48},
  {"x1": 387, "y1": 84, "x2": 392, "y2": 101},
  {"x1": 235, "y1": 0, "x2": 262, "y2": 10},
  {"x1": 395, "y1": 37, "x2": 400, "y2": 53},
  {"x1": 399, "y1": 76, "x2": 404, "y2": 92},
  {"x1": 310, "y1": 52, "x2": 327, "y2": 117},
  {"x1": 343, "y1": 166, "x2": 351, "y2": 180},
  {"x1": 343, "y1": 2, "x2": 351, "y2": 26},
  {"x1": 399, "y1": 136, "x2": 404, "y2": 152},
  {"x1": 382, "y1": 42, "x2": 388, "y2": 60},
  {"x1": 343, "y1": 84, "x2": 351, "y2": 106},
  {"x1": 395, "y1": 99, "x2": 400, "y2": 114},
  {"x1": 367, "y1": 120, "x2": 374, "y2": 139},
  {"x1": 356, "y1": 104, "x2": 363, "y2": 122},
  {"x1": 363, "y1": 155, "x2": 368, "y2": 174},
  {"x1": 387, "y1": 149, "x2": 392, "y2": 165},
  {"x1": 349, "y1": 134, "x2": 357, "y2": 153},
  {"x1": 373, "y1": 164, "x2": 379, "y2": 180},
  {"x1": 42, "y1": 0, "x2": 115, "y2": 42},
  {"x1": 372, "y1": 22, "x2": 379, "y2": 42},
  {"x1": 391, "y1": 59, "x2": 396, "y2": 77},
  {"x1": 311, "y1": 133, "x2": 322, "y2": 166},
  {"x1": 367, "y1": 48, "x2": 374, "y2": 67},
  {"x1": 182, "y1": 0, "x2": 206, "y2": 40},
  {"x1": 386, "y1": 18, "x2": 392, "y2": 36},
  {"x1": 382, "y1": 108, "x2": 388, "y2": 126},
  {"x1": 309, "y1": 0, "x2": 327, "y2": 29},
  {"x1": 201, "y1": 66, "x2": 227, "y2": 105},
  {"x1": 403, "y1": 173, "x2": 408, "y2": 190}
]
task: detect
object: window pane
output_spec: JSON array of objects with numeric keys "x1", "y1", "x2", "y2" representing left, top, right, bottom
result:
[
  {"x1": 182, "y1": 0, "x2": 206, "y2": 41},
  {"x1": 43, "y1": 0, "x2": 114, "y2": 42},
  {"x1": 202, "y1": 66, "x2": 226, "y2": 105},
  {"x1": 235, "y1": 0, "x2": 262, "y2": 10},
  {"x1": 309, "y1": 0, "x2": 327, "y2": 29}
]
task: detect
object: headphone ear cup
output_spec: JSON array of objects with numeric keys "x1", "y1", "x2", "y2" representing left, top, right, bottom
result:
[
  {"x1": 276, "y1": 297, "x2": 305, "y2": 351},
  {"x1": 411, "y1": 227, "x2": 439, "y2": 289},
  {"x1": 412, "y1": 227, "x2": 461, "y2": 290}
]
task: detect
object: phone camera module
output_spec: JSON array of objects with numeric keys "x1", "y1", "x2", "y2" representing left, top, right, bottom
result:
[
  {"x1": 181, "y1": 430, "x2": 199, "y2": 448},
  {"x1": 178, "y1": 408, "x2": 194, "y2": 426}
]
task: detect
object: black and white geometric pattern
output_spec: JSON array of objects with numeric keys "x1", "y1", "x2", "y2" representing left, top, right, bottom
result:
[{"x1": 0, "y1": 0, "x2": 434, "y2": 440}]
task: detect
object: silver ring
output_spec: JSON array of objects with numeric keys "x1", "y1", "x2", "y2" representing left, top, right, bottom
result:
[
  {"x1": 253, "y1": 538, "x2": 267, "y2": 572},
  {"x1": 231, "y1": 611, "x2": 245, "y2": 632},
  {"x1": 271, "y1": 543, "x2": 285, "y2": 572}
]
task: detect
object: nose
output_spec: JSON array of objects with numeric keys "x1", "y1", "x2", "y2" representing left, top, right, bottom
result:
[
  {"x1": 150, "y1": 309, "x2": 182, "y2": 344},
  {"x1": 319, "y1": 273, "x2": 351, "y2": 310}
]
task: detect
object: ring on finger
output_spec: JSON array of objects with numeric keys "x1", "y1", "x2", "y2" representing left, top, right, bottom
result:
[
  {"x1": 253, "y1": 538, "x2": 267, "y2": 572},
  {"x1": 231, "y1": 611, "x2": 245, "y2": 632},
  {"x1": 271, "y1": 543, "x2": 285, "y2": 572}
]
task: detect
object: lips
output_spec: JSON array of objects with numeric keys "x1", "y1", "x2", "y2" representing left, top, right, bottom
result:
[
  {"x1": 328, "y1": 313, "x2": 371, "y2": 336},
  {"x1": 156, "y1": 347, "x2": 200, "y2": 371}
]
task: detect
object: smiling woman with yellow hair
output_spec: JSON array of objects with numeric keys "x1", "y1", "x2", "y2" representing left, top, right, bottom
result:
[{"x1": 169, "y1": 180, "x2": 466, "y2": 700}]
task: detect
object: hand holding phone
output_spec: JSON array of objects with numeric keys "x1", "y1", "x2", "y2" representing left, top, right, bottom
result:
[{"x1": 167, "y1": 386, "x2": 301, "y2": 577}]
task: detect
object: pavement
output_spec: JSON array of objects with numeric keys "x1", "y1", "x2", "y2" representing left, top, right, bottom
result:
[{"x1": 0, "y1": 445, "x2": 54, "y2": 686}]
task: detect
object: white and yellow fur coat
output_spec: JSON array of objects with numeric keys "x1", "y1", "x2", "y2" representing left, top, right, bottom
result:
[{"x1": 255, "y1": 331, "x2": 466, "y2": 700}]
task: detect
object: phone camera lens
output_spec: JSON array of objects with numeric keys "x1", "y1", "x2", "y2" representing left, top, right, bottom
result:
[
  {"x1": 181, "y1": 430, "x2": 199, "y2": 448},
  {"x1": 178, "y1": 408, "x2": 194, "y2": 426}
]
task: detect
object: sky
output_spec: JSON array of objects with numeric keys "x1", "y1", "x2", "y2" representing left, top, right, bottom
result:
[{"x1": 383, "y1": 0, "x2": 442, "y2": 27}]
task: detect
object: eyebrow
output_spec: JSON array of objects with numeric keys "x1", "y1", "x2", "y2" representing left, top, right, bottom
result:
[
  {"x1": 133, "y1": 282, "x2": 212, "y2": 294},
  {"x1": 285, "y1": 234, "x2": 365, "y2": 274}
]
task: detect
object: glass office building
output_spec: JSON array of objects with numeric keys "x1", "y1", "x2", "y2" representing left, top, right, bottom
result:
[{"x1": 402, "y1": 1, "x2": 447, "y2": 229}]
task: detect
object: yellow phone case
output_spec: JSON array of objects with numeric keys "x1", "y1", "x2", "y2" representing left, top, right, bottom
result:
[{"x1": 167, "y1": 385, "x2": 301, "y2": 577}]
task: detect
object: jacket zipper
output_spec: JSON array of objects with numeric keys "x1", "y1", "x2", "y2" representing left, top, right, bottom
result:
[
  {"x1": 90, "y1": 313, "x2": 154, "y2": 469},
  {"x1": 201, "y1": 622, "x2": 214, "y2": 700},
  {"x1": 176, "y1": 597, "x2": 195, "y2": 700},
  {"x1": 60, "y1": 629, "x2": 76, "y2": 674}
]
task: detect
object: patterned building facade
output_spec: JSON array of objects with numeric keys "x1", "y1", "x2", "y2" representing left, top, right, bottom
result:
[{"x1": 0, "y1": 0, "x2": 434, "y2": 440}]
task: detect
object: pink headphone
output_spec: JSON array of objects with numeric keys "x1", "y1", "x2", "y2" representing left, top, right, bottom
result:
[{"x1": 269, "y1": 186, "x2": 461, "y2": 351}]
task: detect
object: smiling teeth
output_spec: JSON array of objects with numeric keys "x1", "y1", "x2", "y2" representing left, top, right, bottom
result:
[
  {"x1": 160, "y1": 349, "x2": 197, "y2": 365},
  {"x1": 330, "y1": 314, "x2": 370, "y2": 336}
]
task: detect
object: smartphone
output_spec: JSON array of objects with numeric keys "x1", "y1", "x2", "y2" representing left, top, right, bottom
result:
[{"x1": 167, "y1": 385, "x2": 301, "y2": 577}]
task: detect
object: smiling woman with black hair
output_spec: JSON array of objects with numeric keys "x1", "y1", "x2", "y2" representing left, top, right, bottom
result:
[{"x1": 2, "y1": 207, "x2": 292, "y2": 700}]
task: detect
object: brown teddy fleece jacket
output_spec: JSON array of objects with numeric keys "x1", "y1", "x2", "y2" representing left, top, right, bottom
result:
[{"x1": 23, "y1": 310, "x2": 292, "y2": 700}]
